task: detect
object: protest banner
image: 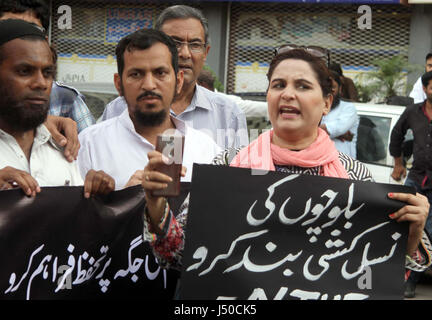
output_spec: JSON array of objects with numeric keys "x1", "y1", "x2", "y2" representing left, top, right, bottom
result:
[
  {"x1": 180, "y1": 164, "x2": 412, "y2": 300},
  {"x1": 0, "y1": 184, "x2": 189, "y2": 300}
]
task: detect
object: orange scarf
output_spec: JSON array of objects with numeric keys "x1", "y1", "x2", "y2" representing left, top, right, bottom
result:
[{"x1": 230, "y1": 128, "x2": 349, "y2": 179}]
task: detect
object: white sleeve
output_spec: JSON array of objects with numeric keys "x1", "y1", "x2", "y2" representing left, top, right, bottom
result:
[
  {"x1": 101, "y1": 96, "x2": 126, "y2": 121},
  {"x1": 323, "y1": 102, "x2": 358, "y2": 138},
  {"x1": 236, "y1": 98, "x2": 268, "y2": 118},
  {"x1": 77, "y1": 132, "x2": 92, "y2": 180},
  {"x1": 409, "y1": 77, "x2": 426, "y2": 104},
  {"x1": 69, "y1": 162, "x2": 84, "y2": 186}
]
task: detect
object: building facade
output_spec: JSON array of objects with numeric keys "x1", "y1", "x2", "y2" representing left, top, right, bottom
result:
[{"x1": 50, "y1": 1, "x2": 432, "y2": 100}]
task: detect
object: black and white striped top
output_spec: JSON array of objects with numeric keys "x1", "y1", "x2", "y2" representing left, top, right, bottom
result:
[{"x1": 212, "y1": 148, "x2": 374, "y2": 182}]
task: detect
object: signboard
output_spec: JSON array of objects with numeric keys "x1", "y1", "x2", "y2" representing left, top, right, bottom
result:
[
  {"x1": 180, "y1": 165, "x2": 411, "y2": 300},
  {"x1": 105, "y1": 7, "x2": 154, "y2": 44},
  {"x1": 234, "y1": 62, "x2": 269, "y2": 93},
  {"x1": 0, "y1": 185, "x2": 192, "y2": 300},
  {"x1": 57, "y1": 54, "x2": 117, "y2": 84}
]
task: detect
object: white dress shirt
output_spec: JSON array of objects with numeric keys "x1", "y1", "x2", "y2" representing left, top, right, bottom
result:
[
  {"x1": 100, "y1": 85, "x2": 249, "y2": 149},
  {"x1": 409, "y1": 77, "x2": 426, "y2": 104},
  {"x1": 78, "y1": 109, "x2": 222, "y2": 190},
  {"x1": 0, "y1": 125, "x2": 83, "y2": 187},
  {"x1": 321, "y1": 99, "x2": 359, "y2": 159}
]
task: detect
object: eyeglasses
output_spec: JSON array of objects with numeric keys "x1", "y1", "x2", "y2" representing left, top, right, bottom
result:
[
  {"x1": 172, "y1": 39, "x2": 206, "y2": 53},
  {"x1": 274, "y1": 44, "x2": 331, "y2": 66}
]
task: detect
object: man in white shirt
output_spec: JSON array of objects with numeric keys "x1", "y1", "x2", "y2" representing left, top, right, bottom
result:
[
  {"x1": 78, "y1": 29, "x2": 221, "y2": 190},
  {"x1": 321, "y1": 71, "x2": 359, "y2": 158},
  {"x1": 100, "y1": 5, "x2": 248, "y2": 150},
  {"x1": 409, "y1": 53, "x2": 432, "y2": 104},
  {"x1": 0, "y1": 19, "x2": 114, "y2": 198}
]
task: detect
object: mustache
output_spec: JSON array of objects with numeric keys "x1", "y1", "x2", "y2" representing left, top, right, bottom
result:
[{"x1": 136, "y1": 91, "x2": 162, "y2": 102}]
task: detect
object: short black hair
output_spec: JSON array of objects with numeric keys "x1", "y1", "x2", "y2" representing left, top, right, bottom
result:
[
  {"x1": 0, "y1": 0, "x2": 49, "y2": 31},
  {"x1": 197, "y1": 69, "x2": 215, "y2": 91},
  {"x1": 329, "y1": 70, "x2": 342, "y2": 87},
  {"x1": 421, "y1": 71, "x2": 432, "y2": 88},
  {"x1": 115, "y1": 28, "x2": 178, "y2": 78},
  {"x1": 329, "y1": 62, "x2": 343, "y2": 76},
  {"x1": 426, "y1": 53, "x2": 432, "y2": 61}
]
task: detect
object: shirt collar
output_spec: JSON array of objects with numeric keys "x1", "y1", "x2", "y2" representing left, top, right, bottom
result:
[
  {"x1": 0, "y1": 124, "x2": 62, "y2": 151},
  {"x1": 422, "y1": 102, "x2": 432, "y2": 122},
  {"x1": 174, "y1": 84, "x2": 213, "y2": 115},
  {"x1": 39, "y1": 125, "x2": 64, "y2": 151}
]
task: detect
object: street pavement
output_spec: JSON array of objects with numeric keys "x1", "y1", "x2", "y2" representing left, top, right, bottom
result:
[
  {"x1": 405, "y1": 271, "x2": 432, "y2": 300},
  {"x1": 409, "y1": 283, "x2": 432, "y2": 300}
]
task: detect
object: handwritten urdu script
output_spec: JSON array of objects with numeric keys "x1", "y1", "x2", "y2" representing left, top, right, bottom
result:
[{"x1": 180, "y1": 165, "x2": 409, "y2": 300}]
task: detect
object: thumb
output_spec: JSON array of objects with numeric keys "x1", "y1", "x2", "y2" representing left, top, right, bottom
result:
[{"x1": 51, "y1": 130, "x2": 67, "y2": 147}]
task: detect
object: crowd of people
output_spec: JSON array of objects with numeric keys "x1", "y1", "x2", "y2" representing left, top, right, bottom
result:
[{"x1": 0, "y1": 0, "x2": 431, "y2": 300}]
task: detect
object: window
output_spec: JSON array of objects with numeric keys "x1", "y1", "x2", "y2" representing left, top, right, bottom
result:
[{"x1": 356, "y1": 115, "x2": 390, "y2": 165}]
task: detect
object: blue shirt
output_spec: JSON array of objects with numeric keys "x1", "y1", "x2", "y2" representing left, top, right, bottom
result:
[
  {"x1": 321, "y1": 99, "x2": 359, "y2": 158},
  {"x1": 101, "y1": 85, "x2": 249, "y2": 149},
  {"x1": 49, "y1": 82, "x2": 95, "y2": 133}
]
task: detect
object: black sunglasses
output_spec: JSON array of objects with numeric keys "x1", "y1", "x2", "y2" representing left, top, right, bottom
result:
[{"x1": 274, "y1": 44, "x2": 331, "y2": 66}]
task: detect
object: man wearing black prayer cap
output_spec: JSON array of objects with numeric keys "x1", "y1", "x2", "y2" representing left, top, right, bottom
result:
[{"x1": 0, "y1": 19, "x2": 115, "y2": 198}]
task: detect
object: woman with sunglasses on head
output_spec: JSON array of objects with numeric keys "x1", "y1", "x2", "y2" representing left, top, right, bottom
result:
[{"x1": 140, "y1": 49, "x2": 431, "y2": 276}]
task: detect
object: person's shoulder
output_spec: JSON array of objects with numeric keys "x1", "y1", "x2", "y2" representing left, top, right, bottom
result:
[
  {"x1": 186, "y1": 124, "x2": 221, "y2": 149},
  {"x1": 53, "y1": 81, "x2": 82, "y2": 94},
  {"x1": 405, "y1": 102, "x2": 423, "y2": 112},
  {"x1": 52, "y1": 81, "x2": 84, "y2": 102},
  {"x1": 339, "y1": 99, "x2": 356, "y2": 107},
  {"x1": 107, "y1": 96, "x2": 126, "y2": 107},
  {"x1": 186, "y1": 124, "x2": 216, "y2": 142},
  {"x1": 338, "y1": 152, "x2": 373, "y2": 181},
  {"x1": 343, "y1": 76, "x2": 355, "y2": 84},
  {"x1": 198, "y1": 85, "x2": 240, "y2": 109},
  {"x1": 78, "y1": 116, "x2": 119, "y2": 141}
]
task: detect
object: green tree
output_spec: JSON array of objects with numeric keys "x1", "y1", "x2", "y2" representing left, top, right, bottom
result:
[
  {"x1": 202, "y1": 65, "x2": 224, "y2": 92},
  {"x1": 356, "y1": 55, "x2": 421, "y2": 103}
]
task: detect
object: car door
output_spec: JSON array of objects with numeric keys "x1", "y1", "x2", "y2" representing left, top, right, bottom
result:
[{"x1": 355, "y1": 104, "x2": 407, "y2": 184}]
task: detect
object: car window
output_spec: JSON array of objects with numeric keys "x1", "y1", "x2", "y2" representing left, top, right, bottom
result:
[{"x1": 357, "y1": 115, "x2": 390, "y2": 165}]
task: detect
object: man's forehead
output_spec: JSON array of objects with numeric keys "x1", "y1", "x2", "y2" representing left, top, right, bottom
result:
[
  {"x1": 123, "y1": 42, "x2": 172, "y2": 69},
  {"x1": 160, "y1": 18, "x2": 205, "y2": 41},
  {"x1": 1, "y1": 38, "x2": 52, "y2": 63}
]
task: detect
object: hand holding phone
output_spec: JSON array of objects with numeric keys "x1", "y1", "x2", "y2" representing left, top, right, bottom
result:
[{"x1": 151, "y1": 134, "x2": 185, "y2": 197}]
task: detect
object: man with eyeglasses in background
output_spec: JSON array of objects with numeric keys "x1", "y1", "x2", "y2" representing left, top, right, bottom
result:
[{"x1": 101, "y1": 5, "x2": 248, "y2": 150}]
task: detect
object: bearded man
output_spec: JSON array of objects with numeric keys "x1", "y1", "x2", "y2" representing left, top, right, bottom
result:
[
  {"x1": 78, "y1": 29, "x2": 221, "y2": 189},
  {"x1": 0, "y1": 19, "x2": 114, "y2": 197}
]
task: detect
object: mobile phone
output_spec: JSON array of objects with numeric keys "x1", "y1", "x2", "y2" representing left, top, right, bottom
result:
[{"x1": 152, "y1": 134, "x2": 185, "y2": 197}]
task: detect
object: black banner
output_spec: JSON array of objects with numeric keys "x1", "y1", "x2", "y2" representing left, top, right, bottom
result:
[
  {"x1": 0, "y1": 183, "x2": 190, "y2": 300},
  {"x1": 180, "y1": 165, "x2": 413, "y2": 300}
]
